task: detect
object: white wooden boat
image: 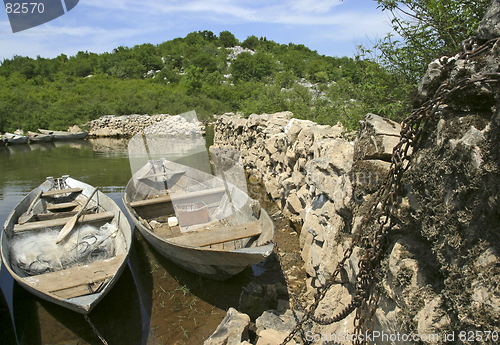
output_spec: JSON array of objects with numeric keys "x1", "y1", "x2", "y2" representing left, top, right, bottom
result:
[
  {"x1": 27, "y1": 131, "x2": 53, "y2": 143},
  {"x1": 3, "y1": 133, "x2": 29, "y2": 145},
  {"x1": 123, "y1": 158, "x2": 274, "y2": 281},
  {"x1": 1, "y1": 176, "x2": 132, "y2": 314},
  {"x1": 38, "y1": 129, "x2": 88, "y2": 141}
]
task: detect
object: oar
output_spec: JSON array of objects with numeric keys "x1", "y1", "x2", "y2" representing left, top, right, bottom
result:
[
  {"x1": 18, "y1": 190, "x2": 43, "y2": 224},
  {"x1": 56, "y1": 187, "x2": 98, "y2": 244}
]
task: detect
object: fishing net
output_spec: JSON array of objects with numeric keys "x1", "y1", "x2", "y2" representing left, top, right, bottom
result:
[{"x1": 10, "y1": 223, "x2": 117, "y2": 277}]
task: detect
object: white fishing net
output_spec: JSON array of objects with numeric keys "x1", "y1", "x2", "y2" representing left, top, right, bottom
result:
[{"x1": 10, "y1": 223, "x2": 117, "y2": 277}]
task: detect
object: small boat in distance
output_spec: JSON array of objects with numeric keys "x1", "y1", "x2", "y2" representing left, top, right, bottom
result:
[
  {"x1": 123, "y1": 158, "x2": 275, "y2": 281},
  {"x1": 3, "y1": 132, "x2": 29, "y2": 145},
  {"x1": 1, "y1": 176, "x2": 132, "y2": 314},
  {"x1": 27, "y1": 131, "x2": 53, "y2": 143},
  {"x1": 38, "y1": 129, "x2": 88, "y2": 141}
]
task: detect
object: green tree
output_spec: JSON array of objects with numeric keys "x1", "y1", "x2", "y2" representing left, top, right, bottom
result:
[
  {"x1": 219, "y1": 31, "x2": 238, "y2": 47},
  {"x1": 375, "y1": 0, "x2": 490, "y2": 83},
  {"x1": 230, "y1": 52, "x2": 275, "y2": 82},
  {"x1": 241, "y1": 35, "x2": 259, "y2": 50}
]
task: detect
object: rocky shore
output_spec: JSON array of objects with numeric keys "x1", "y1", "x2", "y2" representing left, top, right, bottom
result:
[{"x1": 204, "y1": 4, "x2": 500, "y2": 342}]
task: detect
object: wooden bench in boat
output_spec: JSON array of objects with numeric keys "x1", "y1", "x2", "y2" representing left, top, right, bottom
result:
[
  {"x1": 47, "y1": 201, "x2": 80, "y2": 211},
  {"x1": 14, "y1": 211, "x2": 114, "y2": 232},
  {"x1": 169, "y1": 220, "x2": 262, "y2": 247},
  {"x1": 137, "y1": 170, "x2": 185, "y2": 181},
  {"x1": 129, "y1": 187, "x2": 226, "y2": 208},
  {"x1": 20, "y1": 254, "x2": 126, "y2": 299},
  {"x1": 41, "y1": 188, "x2": 83, "y2": 197}
]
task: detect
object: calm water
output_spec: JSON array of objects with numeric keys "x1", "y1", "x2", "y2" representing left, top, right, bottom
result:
[{"x1": 0, "y1": 132, "x2": 273, "y2": 345}]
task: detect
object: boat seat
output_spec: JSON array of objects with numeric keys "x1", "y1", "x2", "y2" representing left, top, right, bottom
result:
[
  {"x1": 20, "y1": 254, "x2": 126, "y2": 299},
  {"x1": 42, "y1": 188, "x2": 83, "y2": 197},
  {"x1": 169, "y1": 220, "x2": 262, "y2": 247},
  {"x1": 129, "y1": 187, "x2": 226, "y2": 208},
  {"x1": 47, "y1": 201, "x2": 80, "y2": 211},
  {"x1": 137, "y1": 170, "x2": 185, "y2": 181},
  {"x1": 14, "y1": 211, "x2": 114, "y2": 232}
]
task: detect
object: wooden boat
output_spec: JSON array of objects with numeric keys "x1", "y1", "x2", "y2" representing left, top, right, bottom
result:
[
  {"x1": 3, "y1": 133, "x2": 29, "y2": 145},
  {"x1": 38, "y1": 129, "x2": 88, "y2": 141},
  {"x1": 27, "y1": 131, "x2": 53, "y2": 143},
  {"x1": 123, "y1": 158, "x2": 274, "y2": 281},
  {"x1": 1, "y1": 176, "x2": 132, "y2": 314}
]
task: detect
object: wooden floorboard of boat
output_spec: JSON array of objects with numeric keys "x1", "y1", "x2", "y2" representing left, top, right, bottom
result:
[
  {"x1": 21, "y1": 255, "x2": 126, "y2": 299},
  {"x1": 14, "y1": 211, "x2": 114, "y2": 232},
  {"x1": 169, "y1": 221, "x2": 262, "y2": 247}
]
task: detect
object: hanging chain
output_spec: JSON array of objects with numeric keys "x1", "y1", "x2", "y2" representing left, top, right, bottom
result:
[
  {"x1": 276, "y1": 36, "x2": 500, "y2": 345},
  {"x1": 84, "y1": 314, "x2": 109, "y2": 345}
]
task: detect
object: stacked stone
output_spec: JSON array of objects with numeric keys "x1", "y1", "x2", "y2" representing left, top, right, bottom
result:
[
  {"x1": 85, "y1": 114, "x2": 171, "y2": 137},
  {"x1": 213, "y1": 111, "x2": 418, "y2": 340},
  {"x1": 143, "y1": 115, "x2": 202, "y2": 136}
]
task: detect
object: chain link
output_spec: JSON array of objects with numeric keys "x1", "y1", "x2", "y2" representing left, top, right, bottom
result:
[
  {"x1": 276, "y1": 36, "x2": 500, "y2": 345},
  {"x1": 84, "y1": 314, "x2": 109, "y2": 345}
]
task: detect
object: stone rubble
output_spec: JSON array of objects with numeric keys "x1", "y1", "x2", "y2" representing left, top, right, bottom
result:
[{"x1": 84, "y1": 114, "x2": 205, "y2": 138}]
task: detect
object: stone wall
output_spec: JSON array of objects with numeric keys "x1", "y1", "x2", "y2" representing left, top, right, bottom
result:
[
  {"x1": 213, "y1": 106, "x2": 500, "y2": 343},
  {"x1": 213, "y1": 111, "x2": 410, "y2": 339}
]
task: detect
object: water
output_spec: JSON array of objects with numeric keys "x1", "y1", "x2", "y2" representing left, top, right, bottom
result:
[{"x1": 0, "y1": 132, "x2": 270, "y2": 345}]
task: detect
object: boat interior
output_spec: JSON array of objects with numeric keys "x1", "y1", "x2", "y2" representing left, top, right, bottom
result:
[
  {"x1": 125, "y1": 159, "x2": 271, "y2": 251},
  {"x1": 6, "y1": 177, "x2": 128, "y2": 299}
]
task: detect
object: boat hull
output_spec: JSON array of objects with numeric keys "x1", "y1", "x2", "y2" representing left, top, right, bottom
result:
[
  {"x1": 1, "y1": 177, "x2": 132, "y2": 314},
  {"x1": 3, "y1": 133, "x2": 29, "y2": 145},
  {"x1": 27, "y1": 131, "x2": 53, "y2": 143},
  {"x1": 38, "y1": 129, "x2": 88, "y2": 141}
]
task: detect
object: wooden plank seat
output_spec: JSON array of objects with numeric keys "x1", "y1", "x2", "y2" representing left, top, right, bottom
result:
[
  {"x1": 129, "y1": 187, "x2": 226, "y2": 208},
  {"x1": 169, "y1": 221, "x2": 262, "y2": 247},
  {"x1": 21, "y1": 254, "x2": 126, "y2": 299},
  {"x1": 137, "y1": 170, "x2": 185, "y2": 181},
  {"x1": 47, "y1": 201, "x2": 80, "y2": 211},
  {"x1": 14, "y1": 211, "x2": 114, "y2": 232},
  {"x1": 41, "y1": 188, "x2": 83, "y2": 197}
]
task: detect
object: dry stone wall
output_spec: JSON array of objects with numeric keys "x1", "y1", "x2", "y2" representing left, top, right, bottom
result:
[
  {"x1": 213, "y1": 105, "x2": 500, "y2": 343},
  {"x1": 213, "y1": 111, "x2": 409, "y2": 340}
]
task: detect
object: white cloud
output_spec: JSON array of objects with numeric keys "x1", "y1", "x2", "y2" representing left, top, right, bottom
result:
[{"x1": 0, "y1": 0, "x2": 395, "y2": 59}]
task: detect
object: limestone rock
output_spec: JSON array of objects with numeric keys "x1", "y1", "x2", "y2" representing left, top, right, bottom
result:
[
  {"x1": 477, "y1": 0, "x2": 500, "y2": 40},
  {"x1": 355, "y1": 113, "x2": 401, "y2": 161},
  {"x1": 414, "y1": 296, "x2": 451, "y2": 344},
  {"x1": 255, "y1": 309, "x2": 306, "y2": 345},
  {"x1": 204, "y1": 307, "x2": 250, "y2": 345}
]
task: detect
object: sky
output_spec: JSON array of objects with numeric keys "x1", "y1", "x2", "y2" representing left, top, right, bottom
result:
[{"x1": 0, "y1": 0, "x2": 396, "y2": 61}]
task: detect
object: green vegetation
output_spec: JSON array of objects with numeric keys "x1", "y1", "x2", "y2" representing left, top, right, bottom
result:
[
  {"x1": 374, "y1": 0, "x2": 490, "y2": 84},
  {"x1": 1, "y1": 0, "x2": 490, "y2": 133}
]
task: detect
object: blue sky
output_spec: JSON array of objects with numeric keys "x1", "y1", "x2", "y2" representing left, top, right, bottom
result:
[{"x1": 0, "y1": 0, "x2": 395, "y2": 61}]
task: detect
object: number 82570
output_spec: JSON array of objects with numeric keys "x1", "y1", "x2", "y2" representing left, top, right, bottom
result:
[{"x1": 5, "y1": 3, "x2": 45, "y2": 14}]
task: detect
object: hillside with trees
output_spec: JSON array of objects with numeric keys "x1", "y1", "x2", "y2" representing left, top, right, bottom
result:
[{"x1": 0, "y1": 0, "x2": 489, "y2": 132}]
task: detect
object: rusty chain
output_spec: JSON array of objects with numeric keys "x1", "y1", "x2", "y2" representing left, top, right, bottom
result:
[
  {"x1": 275, "y1": 36, "x2": 500, "y2": 345},
  {"x1": 84, "y1": 314, "x2": 109, "y2": 345}
]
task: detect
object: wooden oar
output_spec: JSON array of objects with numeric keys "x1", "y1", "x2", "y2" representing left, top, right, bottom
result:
[
  {"x1": 56, "y1": 187, "x2": 98, "y2": 244},
  {"x1": 18, "y1": 190, "x2": 43, "y2": 224}
]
